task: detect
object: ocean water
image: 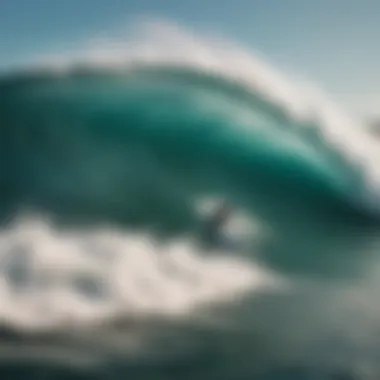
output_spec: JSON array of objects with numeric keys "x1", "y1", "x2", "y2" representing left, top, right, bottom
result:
[{"x1": 1, "y1": 20, "x2": 380, "y2": 380}]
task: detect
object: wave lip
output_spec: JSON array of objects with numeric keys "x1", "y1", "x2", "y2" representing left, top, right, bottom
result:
[{"x1": 2, "y1": 20, "x2": 380, "y2": 220}]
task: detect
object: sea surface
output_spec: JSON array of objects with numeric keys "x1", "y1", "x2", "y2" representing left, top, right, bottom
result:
[{"x1": 1, "y1": 20, "x2": 380, "y2": 380}]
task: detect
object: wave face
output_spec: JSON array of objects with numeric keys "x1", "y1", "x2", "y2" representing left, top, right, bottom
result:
[{"x1": 2, "y1": 20, "x2": 380, "y2": 380}]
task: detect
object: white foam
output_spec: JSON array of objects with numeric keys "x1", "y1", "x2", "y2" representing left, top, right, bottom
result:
[{"x1": 0, "y1": 214, "x2": 278, "y2": 332}]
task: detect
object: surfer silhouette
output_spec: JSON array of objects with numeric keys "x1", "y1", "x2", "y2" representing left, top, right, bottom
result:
[{"x1": 203, "y1": 200, "x2": 233, "y2": 246}]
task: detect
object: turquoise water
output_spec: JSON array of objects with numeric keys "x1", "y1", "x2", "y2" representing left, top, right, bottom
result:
[{"x1": 1, "y1": 50, "x2": 380, "y2": 379}]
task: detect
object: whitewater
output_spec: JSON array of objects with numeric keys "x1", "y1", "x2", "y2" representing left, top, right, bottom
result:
[{"x1": 1, "y1": 19, "x2": 380, "y2": 380}]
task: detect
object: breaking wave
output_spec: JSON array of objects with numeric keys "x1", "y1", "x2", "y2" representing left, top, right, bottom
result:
[{"x1": 1, "y1": 18, "x2": 380, "y2": 379}]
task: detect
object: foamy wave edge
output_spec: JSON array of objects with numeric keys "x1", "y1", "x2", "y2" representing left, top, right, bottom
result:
[{"x1": 0, "y1": 213, "x2": 280, "y2": 333}]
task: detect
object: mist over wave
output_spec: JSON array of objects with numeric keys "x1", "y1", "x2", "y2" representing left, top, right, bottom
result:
[{"x1": 2, "y1": 18, "x2": 380, "y2": 379}]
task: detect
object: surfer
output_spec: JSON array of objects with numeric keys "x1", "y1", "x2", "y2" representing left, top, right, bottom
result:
[{"x1": 202, "y1": 200, "x2": 233, "y2": 246}]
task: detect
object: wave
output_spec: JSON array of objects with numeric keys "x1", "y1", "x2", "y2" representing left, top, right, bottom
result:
[
  {"x1": 1, "y1": 63, "x2": 379, "y2": 222},
  {"x1": 1, "y1": 19, "x2": 380, "y2": 336}
]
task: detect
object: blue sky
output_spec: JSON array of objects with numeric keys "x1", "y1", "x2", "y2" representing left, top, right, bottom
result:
[{"x1": 1, "y1": 0, "x2": 379, "y2": 117}]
